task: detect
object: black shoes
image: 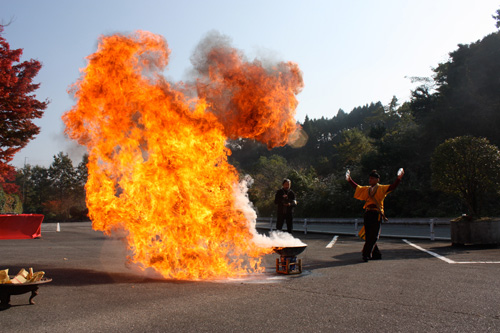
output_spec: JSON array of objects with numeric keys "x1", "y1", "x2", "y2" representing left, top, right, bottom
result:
[{"x1": 362, "y1": 255, "x2": 382, "y2": 262}]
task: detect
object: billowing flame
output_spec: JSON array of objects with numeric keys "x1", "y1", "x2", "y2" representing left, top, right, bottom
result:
[
  {"x1": 191, "y1": 31, "x2": 303, "y2": 149},
  {"x1": 62, "y1": 31, "x2": 304, "y2": 280}
]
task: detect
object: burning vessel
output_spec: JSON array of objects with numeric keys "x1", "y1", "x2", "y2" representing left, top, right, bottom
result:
[{"x1": 273, "y1": 245, "x2": 307, "y2": 274}]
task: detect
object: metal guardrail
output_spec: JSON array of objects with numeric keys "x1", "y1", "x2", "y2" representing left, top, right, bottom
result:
[{"x1": 256, "y1": 217, "x2": 452, "y2": 241}]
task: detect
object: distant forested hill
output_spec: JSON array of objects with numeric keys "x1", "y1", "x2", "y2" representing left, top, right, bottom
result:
[{"x1": 229, "y1": 28, "x2": 500, "y2": 218}]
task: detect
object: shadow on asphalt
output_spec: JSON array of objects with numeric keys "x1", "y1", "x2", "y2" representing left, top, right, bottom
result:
[
  {"x1": 2, "y1": 266, "x2": 196, "y2": 287},
  {"x1": 300, "y1": 248, "x2": 434, "y2": 271},
  {"x1": 427, "y1": 243, "x2": 499, "y2": 255},
  {"x1": 280, "y1": 232, "x2": 447, "y2": 271}
]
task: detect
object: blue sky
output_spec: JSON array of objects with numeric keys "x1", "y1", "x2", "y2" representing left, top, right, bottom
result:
[{"x1": 2, "y1": 0, "x2": 499, "y2": 167}]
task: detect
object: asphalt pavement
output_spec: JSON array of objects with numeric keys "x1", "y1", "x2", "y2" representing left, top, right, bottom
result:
[{"x1": 1, "y1": 222, "x2": 499, "y2": 332}]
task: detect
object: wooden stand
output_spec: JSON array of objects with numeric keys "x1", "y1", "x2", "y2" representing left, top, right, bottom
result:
[{"x1": 276, "y1": 256, "x2": 302, "y2": 274}]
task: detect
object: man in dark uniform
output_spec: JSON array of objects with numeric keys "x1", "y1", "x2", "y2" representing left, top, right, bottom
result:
[
  {"x1": 274, "y1": 179, "x2": 297, "y2": 233},
  {"x1": 347, "y1": 169, "x2": 404, "y2": 262}
]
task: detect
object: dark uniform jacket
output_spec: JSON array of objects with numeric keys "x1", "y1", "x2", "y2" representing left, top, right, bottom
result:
[{"x1": 274, "y1": 188, "x2": 297, "y2": 216}]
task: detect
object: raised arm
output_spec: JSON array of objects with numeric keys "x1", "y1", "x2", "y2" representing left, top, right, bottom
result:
[
  {"x1": 388, "y1": 168, "x2": 404, "y2": 192},
  {"x1": 387, "y1": 178, "x2": 401, "y2": 192},
  {"x1": 346, "y1": 174, "x2": 358, "y2": 189}
]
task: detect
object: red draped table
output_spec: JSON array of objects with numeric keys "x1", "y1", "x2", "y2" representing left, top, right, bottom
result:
[{"x1": 0, "y1": 214, "x2": 44, "y2": 239}]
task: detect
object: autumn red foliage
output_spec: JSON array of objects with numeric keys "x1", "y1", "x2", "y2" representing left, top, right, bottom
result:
[{"x1": 0, "y1": 25, "x2": 48, "y2": 194}]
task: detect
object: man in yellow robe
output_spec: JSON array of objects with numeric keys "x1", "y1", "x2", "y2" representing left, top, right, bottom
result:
[{"x1": 347, "y1": 169, "x2": 404, "y2": 262}]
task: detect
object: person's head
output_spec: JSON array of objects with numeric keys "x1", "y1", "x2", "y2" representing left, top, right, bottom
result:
[
  {"x1": 282, "y1": 178, "x2": 291, "y2": 190},
  {"x1": 368, "y1": 170, "x2": 380, "y2": 186}
]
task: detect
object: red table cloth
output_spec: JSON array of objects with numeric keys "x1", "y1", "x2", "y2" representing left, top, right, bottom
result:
[{"x1": 0, "y1": 214, "x2": 44, "y2": 239}]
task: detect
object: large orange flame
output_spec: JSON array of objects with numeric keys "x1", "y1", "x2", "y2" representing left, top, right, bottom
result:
[{"x1": 62, "y1": 31, "x2": 303, "y2": 280}]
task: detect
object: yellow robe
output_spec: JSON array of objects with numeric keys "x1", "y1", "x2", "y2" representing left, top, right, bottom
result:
[{"x1": 354, "y1": 184, "x2": 391, "y2": 214}]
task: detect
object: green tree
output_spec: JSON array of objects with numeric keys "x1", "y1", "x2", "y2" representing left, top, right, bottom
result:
[
  {"x1": 47, "y1": 152, "x2": 79, "y2": 220},
  {"x1": 335, "y1": 128, "x2": 373, "y2": 167},
  {"x1": 72, "y1": 153, "x2": 89, "y2": 219},
  {"x1": 75, "y1": 153, "x2": 88, "y2": 189},
  {"x1": 49, "y1": 152, "x2": 77, "y2": 199},
  {"x1": 493, "y1": 7, "x2": 500, "y2": 29},
  {"x1": 15, "y1": 153, "x2": 88, "y2": 219},
  {"x1": 431, "y1": 136, "x2": 500, "y2": 218},
  {"x1": 425, "y1": 32, "x2": 500, "y2": 147},
  {"x1": 16, "y1": 164, "x2": 51, "y2": 213}
]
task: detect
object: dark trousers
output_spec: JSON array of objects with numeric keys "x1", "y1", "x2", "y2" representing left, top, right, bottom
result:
[
  {"x1": 362, "y1": 210, "x2": 382, "y2": 259},
  {"x1": 276, "y1": 213, "x2": 293, "y2": 233}
]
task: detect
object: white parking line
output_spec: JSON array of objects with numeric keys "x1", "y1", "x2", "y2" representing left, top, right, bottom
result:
[
  {"x1": 403, "y1": 239, "x2": 500, "y2": 264},
  {"x1": 326, "y1": 235, "x2": 338, "y2": 248},
  {"x1": 403, "y1": 239, "x2": 455, "y2": 263},
  {"x1": 452, "y1": 261, "x2": 500, "y2": 264}
]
